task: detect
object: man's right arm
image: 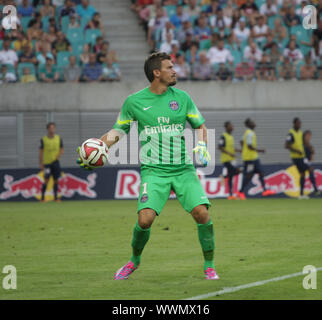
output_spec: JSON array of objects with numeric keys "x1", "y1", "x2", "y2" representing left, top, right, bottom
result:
[{"x1": 39, "y1": 139, "x2": 44, "y2": 171}]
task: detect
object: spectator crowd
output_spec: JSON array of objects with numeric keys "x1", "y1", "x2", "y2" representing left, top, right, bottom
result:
[
  {"x1": 132, "y1": 0, "x2": 322, "y2": 81},
  {"x1": 0, "y1": 0, "x2": 121, "y2": 84}
]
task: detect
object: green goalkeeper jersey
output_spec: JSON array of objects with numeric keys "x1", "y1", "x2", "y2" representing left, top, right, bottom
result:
[{"x1": 113, "y1": 86, "x2": 205, "y2": 175}]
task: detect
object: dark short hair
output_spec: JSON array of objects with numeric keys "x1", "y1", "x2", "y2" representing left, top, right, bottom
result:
[
  {"x1": 46, "y1": 122, "x2": 56, "y2": 129},
  {"x1": 144, "y1": 52, "x2": 172, "y2": 83},
  {"x1": 293, "y1": 117, "x2": 300, "y2": 124},
  {"x1": 224, "y1": 121, "x2": 231, "y2": 128},
  {"x1": 245, "y1": 118, "x2": 251, "y2": 127}
]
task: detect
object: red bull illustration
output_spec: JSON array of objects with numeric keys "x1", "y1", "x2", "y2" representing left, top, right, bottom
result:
[{"x1": 0, "y1": 172, "x2": 97, "y2": 201}]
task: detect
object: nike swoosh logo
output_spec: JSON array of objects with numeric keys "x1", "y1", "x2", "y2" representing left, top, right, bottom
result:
[{"x1": 143, "y1": 106, "x2": 153, "y2": 111}]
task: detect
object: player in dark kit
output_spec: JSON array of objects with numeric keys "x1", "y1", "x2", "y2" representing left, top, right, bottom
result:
[
  {"x1": 218, "y1": 121, "x2": 241, "y2": 200},
  {"x1": 285, "y1": 118, "x2": 320, "y2": 199},
  {"x1": 39, "y1": 122, "x2": 64, "y2": 202}
]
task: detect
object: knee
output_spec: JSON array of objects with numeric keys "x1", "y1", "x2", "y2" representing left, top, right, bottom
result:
[
  {"x1": 138, "y1": 209, "x2": 156, "y2": 229},
  {"x1": 191, "y1": 205, "x2": 210, "y2": 224}
]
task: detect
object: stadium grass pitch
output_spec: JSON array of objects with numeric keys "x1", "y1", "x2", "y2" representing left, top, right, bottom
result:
[{"x1": 0, "y1": 198, "x2": 321, "y2": 300}]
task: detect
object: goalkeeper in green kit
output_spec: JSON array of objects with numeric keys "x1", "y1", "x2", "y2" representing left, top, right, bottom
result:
[{"x1": 77, "y1": 52, "x2": 219, "y2": 280}]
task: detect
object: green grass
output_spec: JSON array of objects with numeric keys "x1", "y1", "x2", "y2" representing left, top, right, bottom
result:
[{"x1": 0, "y1": 199, "x2": 322, "y2": 300}]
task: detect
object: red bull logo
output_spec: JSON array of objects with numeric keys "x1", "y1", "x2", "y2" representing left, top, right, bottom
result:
[
  {"x1": 114, "y1": 169, "x2": 241, "y2": 199},
  {"x1": 0, "y1": 172, "x2": 97, "y2": 200},
  {"x1": 248, "y1": 167, "x2": 322, "y2": 197}
]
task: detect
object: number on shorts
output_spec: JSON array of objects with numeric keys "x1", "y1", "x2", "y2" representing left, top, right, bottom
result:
[{"x1": 142, "y1": 182, "x2": 148, "y2": 194}]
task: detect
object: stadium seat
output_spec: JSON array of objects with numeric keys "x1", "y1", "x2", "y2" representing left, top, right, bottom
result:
[
  {"x1": 17, "y1": 63, "x2": 36, "y2": 80},
  {"x1": 41, "y1": 16, "x2": 50, "y2": 32},
  {"x1": 57, "y1": 51, "x2": 72, "y2": 67},
  {"x1": 164, "y1": 5, "x2": 176, "y2": 17},
  {"x1": 66, "y1": 28, "x2": 84, "y2": 43},
  {"x1": 0, "y1": 40, "x2": 2, "y2": 50},
  {"x1": 21, "y1": 17, "x2": 32, "y2": 33},
  {"x1": 61, "y1": 16, "x2": 70, "y2": 34},
  {"x1": 199, "y1": 39, "x2": 211, "y2": 50},
  {"x1": 80, "y1": 16, "x2": 92, "y2": 30},
  {"x1": 72, "y1": 41, "x2": 85, "y2": 56},
  {"x1": 85, "y1": 29, "x2": 102, "y2": 45},
  {"x1": 231, "y1": 50, "x2": 242, "y2": 67}
]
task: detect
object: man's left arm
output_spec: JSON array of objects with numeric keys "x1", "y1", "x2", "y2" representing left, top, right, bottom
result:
[
  {"x1": 185, "y1": 93, "x2": 211, "y2": 166},
  {"x1": 56, "y1": 138, "x2": 64, "y2": 161}
]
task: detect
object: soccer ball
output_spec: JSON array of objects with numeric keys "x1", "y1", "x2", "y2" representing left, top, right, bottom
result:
[{"x1": 79, "y1": 138, "x2": 108, "y2": 167}]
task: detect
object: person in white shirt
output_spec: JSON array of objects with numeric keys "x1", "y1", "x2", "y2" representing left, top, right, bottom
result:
[
  {"x1": 147, "y1": 7, "x2": 168, "y2": 51},
  {"x1": 0, "y1": 39, "x2": 18, "y2": 67},
  {"x1": 210, "y1": 8, "x2": 232, "y2": 29},
  {"x1": 243, "y1": 40, "x2": 263, "y2": 64},
  {"x1": 251, "y1": 15, "x2": 270, "y2": 44},
  {"x1": 233, "y1": 17, "x2": 251, "y2": 45},
  {"x1": 283, "y1": 39, "x2": 304, "y2": 65},
  {"x1": 183, "y1": 0, "x2": 201, "y2": 18},
  {"x1": 160, "y1": 32, "x2": 178, "y2": 54},
  {"x1": 0, "y1": 65, "x2": 17, "y2": 84},
  {"x1": 173, "y1": 53, "x2": 191, "y2": 80},
  {"x1": 207, "y1": 39, "x2": 234, "y2": 66},
  {"x1": 260, "y1": 0, "x2": 277, "y2": 17}
]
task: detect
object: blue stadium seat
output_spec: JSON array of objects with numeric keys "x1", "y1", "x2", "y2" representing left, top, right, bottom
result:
[
  {"x1": 72, "y1": 41, "x2": 85, "y2": 56},
  {"x1": 0, "y1": 40, "x2": 3, "y2": 50},
  {"x1": 199, "y1": 39, "x2": 211, "y2": 50},
  {"x1": 164, "y1": 5, "x2": 177, "y2": 17},
  {"x1": 66, "y1": 28, "x2": 84, "y2": 43},
  {"x1": 231, "y1": 50, "x2": 242, "y2": 67},
  {"x1": 21, "y1": 17, "x2": 32, "y2": 33},
  {"x1": 80, "y1": 16, "x2": 92, "y2": 30},
  {"x1": 41, "y1": 16, "x2": 50, "y2": 32},
  {"x1": 61, "y1": 16, "x2": 70, "y2": 34},
  {"x1": 57, "y1": 51, "x2": 72, "y2": 67},
  {"x1": 85, "y1": 29, "x2": 102, "y2": 45}
]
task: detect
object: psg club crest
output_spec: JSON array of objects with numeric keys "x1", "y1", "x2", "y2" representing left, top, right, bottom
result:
[
  {"x1": 140, "y1": 194, "x2": 148, "y2": 203},
  {"x1": 169, "y1": 101, "x2": 179, "y2": 111}
]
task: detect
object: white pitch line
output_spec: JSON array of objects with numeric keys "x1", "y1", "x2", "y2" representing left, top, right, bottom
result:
[{"x1": 184, "y1": 267, "x2": 322, "y2": 300}]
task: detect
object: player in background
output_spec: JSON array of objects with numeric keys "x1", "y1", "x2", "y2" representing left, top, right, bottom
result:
[
  {"x1": 218, "y1": 121, "x2": 241, "y2": 200},
  {"x1": 285, "y1": 118, "x2": 320, "y2": 199},
  {"x1": 237, "y1": 118, "x2": 275, "y2": 200},
  {"x1": 77, "y1": 52, "x2": 219, "y2": 280},
  {"x1": 303, "y1": 130, "x2": 321, "y2": 196},
  {"x1": 39, "y1": 122, "x2": 64, "y2": 202}
]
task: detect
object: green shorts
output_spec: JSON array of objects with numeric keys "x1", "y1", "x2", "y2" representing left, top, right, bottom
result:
[{"x1": 137, "y1": 167, "x2": 210, "y2": 215}]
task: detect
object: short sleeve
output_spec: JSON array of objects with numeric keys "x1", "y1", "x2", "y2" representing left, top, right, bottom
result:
[
  {"x1": 185, "y1": 93, "x2": 205, "y2": 129},
  {"x1": 60, "y1": 138, "x2": 63, "y2": 148},
  {"x1": 112, "y1": 96, "x2": 135, "y2": 134},
  {"x1": 286, "y1": 133, "x2": 294, "y2": 144},
  {"x1": 39, "y1": 138, "x2": 44, "y2": 149},
  {"x1": 218, "y1": 135, "x2": 226, "y2": 148}
]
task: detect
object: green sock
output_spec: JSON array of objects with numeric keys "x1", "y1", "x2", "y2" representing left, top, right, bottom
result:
[
  {"x1": 197, "y1": 220, "x2": 215, "y2": 270},
  {"x1": 130, "y1": 221, "x2": 151, "y2": 267}
]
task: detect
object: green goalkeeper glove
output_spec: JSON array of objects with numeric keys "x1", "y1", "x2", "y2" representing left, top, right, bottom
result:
[
  {"x1": 76, "y1": 147, "x2": 94, "y2": 171},
  {"x1": 193, "y1": 141, "x2": 211, "y2": 167}
]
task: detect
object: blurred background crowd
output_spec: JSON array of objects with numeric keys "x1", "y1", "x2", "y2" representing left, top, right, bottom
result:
[
  {"x1": 131, "y1": 0, "x2": 322, "y2": 81},
  {"x1": 0, "y1": 0, "x2": 121, "y2": 83}
]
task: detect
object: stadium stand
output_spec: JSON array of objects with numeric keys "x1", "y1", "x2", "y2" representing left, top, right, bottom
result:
[
  {"x1": 132, "y1": 0, "x2": 322, "y2": 81},
  {"x1": 0, "y1": 0, "x2": 121, "y2": 83}
]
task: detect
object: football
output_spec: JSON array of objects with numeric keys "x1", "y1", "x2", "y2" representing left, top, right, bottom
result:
[{"x1": 79, "y1": 138, "x2": 109, "y2": 167}]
